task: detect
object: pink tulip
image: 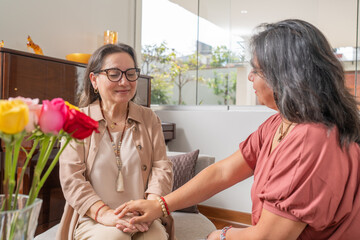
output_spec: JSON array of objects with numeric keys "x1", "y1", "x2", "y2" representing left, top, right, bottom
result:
[
  {"x1": 9, "y1": 97, "x2": 42, "y2": 132},
  {"x1": 39, "y1": 98, "x2": 67, "y2": 134}
]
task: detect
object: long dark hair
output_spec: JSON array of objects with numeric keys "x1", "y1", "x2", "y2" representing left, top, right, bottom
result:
[
  {"x1": 78, "y1": 43, "x2": 138, "y2": 107},
  {"x1": 250, "y1": 19, "x2": 360, "y2": 146}
]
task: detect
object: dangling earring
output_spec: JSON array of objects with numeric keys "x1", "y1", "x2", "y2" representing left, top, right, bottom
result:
[{"x1": 94, "y1": 88, "x2": 99, "y2": 94}]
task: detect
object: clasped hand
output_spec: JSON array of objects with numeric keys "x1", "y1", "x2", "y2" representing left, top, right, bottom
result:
[
  {"x1": 97, "y1": 207, "x2": 150, "y2": 233},
  {"x1": 114, "y1": 199, "x2": 163, "y2": 225}
]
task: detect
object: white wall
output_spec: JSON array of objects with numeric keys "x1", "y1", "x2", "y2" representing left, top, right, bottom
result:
[
  {"x1": 0, "y1": 0, "x2": 140, "y2": 60},
  {"x1": 155, "y1": 106, "x2": 276, "y2": 213}
]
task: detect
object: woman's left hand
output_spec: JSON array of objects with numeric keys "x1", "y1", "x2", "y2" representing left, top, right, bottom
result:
[
  {"x1": 116, "y1": 212, "x2": 151, "y2": 233},
  {"x1": 206, "y1": 230, "x2": 221, "y2": 240}
]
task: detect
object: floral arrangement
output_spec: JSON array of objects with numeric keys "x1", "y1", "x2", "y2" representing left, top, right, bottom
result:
[{"x1": 0, "y1": 97, "x2": 99, "y2": 211}]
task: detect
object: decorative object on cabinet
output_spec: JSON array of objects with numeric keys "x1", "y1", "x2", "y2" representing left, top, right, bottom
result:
[
  {"x1": 0, "y1": 40, "x2": 4, "y2": 48},
  {"x1": 65, "y1": 53, "x2": 92, "y2": 64},
  {"x1": 104, "y1": 30, "x2": 118, "y2": 44},
  {"x1": 26, "y1": 36, "x2": 43, "y2": 55}
]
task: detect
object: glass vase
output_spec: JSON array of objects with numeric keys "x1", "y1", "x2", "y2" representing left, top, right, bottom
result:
[{"x1": 0, "y1": 194, "x2": 42, "y2": 240}]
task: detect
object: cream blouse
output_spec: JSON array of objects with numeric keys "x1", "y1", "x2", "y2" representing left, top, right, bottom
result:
[{"x1": 89, "y1": 126, "x2": 144, "y2": 209}]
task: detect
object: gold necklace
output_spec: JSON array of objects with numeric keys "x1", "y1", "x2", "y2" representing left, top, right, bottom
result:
[
  {"x1": 278, "y1": 121, "x2": 293, "y2": 142},
  {"x1": 108, "y1": 113, "x2": 127, "y2": 129},
  {"x1": 100, "y1": 101, "x2": 128, "y2": 192},
  {"x1": 101, "y1": 104, "x2": 127, "y2": 129}
]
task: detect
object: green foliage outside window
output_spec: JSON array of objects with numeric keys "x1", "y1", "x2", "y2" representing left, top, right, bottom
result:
[
  {"x1": 207, "y1": 71, "x2": 237, "y2": 105},
  {"x1": 206, "y1": 45, "x2": 239, "y2": 105},
  {"x1": 141, "y1": 42, "x2": 201, "y2": 105},
  {"x1": 141, "y1": 43, "x2": 241, "y2": 105}
]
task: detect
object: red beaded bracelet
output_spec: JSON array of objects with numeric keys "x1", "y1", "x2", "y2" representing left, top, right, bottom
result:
[
  {"x1": 160, "y1": 196, "x2": 170, "y2": 216},
  {"x1": 94, "y1": 203, "x2": 107, "y2": 222}
]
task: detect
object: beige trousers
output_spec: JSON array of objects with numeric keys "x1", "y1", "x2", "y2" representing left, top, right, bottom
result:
[{"x1": 74, "y1": 218, "x2": 168, "y2": 240}]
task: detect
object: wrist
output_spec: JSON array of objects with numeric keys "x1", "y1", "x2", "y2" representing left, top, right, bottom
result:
[
  {"x1": 94, "y1": 203, "x2": 108, "y2": 222},
  {"x1": 146, "y1": 193, "x2": 158, "y2": 200},
  {"x1": 156, "y1": 196, "x2": 170, "y2": 217},
  {"x1": 220, "y1": 226, "x2": 232, "y2": 240}
]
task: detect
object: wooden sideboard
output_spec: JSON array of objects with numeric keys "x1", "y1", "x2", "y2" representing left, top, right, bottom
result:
[{"x1": 0, "y1": 48, "x2": 175, "y2": 234}]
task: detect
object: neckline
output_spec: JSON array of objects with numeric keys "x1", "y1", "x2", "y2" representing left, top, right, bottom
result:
[{"x1": 268, "y1": 116, "x2": 297, "y2": 157}]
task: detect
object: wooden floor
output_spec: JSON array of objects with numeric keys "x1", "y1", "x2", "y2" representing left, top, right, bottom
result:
[{"x1": 198, "y1": 205, "x2": 252, "y2": 229}]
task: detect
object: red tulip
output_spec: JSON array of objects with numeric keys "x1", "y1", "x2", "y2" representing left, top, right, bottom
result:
[{"x1": 63, "y1": 108, "x2": 99, "y2": 140}]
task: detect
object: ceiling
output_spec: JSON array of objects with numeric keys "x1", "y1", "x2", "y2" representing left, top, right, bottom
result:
[{"x1": 169, "y1": 0, "x2": 357, "y2": 48}]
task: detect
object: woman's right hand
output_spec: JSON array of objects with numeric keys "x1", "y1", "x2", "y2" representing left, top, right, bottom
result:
[
  {"x1": 117, "y1": 212, "x2": 150, "y2": 233},
  {"x1": 97, "y1": 207, "x2": 136, "y2": 229},
  {"x1": 114, "y1": 199, "x2": 163, "y2": 225},
  {"x1": 97, "y1": 208, "x2": 149, "y2": 233}
]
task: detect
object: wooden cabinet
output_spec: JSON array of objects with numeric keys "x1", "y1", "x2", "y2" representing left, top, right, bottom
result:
[{"x1": 0, "y1": 47, "x2": 86, "y2": 103}]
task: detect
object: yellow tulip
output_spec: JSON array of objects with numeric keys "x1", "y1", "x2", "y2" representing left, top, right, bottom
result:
[
  {"x1": 65, "y1": 101, "x2": 80, "y2": 111},
  {"x1": 0, "y1": 99, "x2": 29, "y2": 134}
]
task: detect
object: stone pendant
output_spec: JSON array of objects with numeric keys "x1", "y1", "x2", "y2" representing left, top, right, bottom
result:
[{"x1": 116, "y1": 170, "x2": 125, "y2": 192}]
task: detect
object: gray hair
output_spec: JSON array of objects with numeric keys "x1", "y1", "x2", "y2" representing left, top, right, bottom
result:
[{"x1": 250, "y1": 19, "x2": 360, "y2": 146}]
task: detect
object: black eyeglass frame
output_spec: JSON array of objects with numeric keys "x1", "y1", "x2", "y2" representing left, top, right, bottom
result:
[{"x1": 94, "y1": 67, "x2": 141, "y2": 82}]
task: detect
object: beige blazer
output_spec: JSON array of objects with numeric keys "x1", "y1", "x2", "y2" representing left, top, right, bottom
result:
[{"x1": 56, "y1": 100, "x2": 173, "y2": 240}]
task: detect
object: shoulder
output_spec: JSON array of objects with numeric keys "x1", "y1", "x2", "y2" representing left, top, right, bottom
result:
[
  {"x1": 128, "y1": 102, "x2": 160, "y2": 124},
  {"x1": 291, "y1": 122, "x2": 339, "y2": 147},
  {"x1": 260, "y1": 113, "x2": 282, "y2": 130},
  {"x1": 256, "y1": 113, "x2": 282, "y2": 140},
  {"x1": 79, "y1": 100, "x2": 102, "y2": 119}
]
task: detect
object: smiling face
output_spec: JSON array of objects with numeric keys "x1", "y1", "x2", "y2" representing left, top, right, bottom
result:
[
  {"x1": 248, "y1": 58, "x2": 278, "y2": 111},
  {"x1": 90, "y1": 52, "x2": 137, "y2": 106}
]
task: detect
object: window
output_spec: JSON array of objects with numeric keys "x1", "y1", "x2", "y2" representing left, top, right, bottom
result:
[{"x1": 141, "y1": 0, "x2": 360, "y2": 106}]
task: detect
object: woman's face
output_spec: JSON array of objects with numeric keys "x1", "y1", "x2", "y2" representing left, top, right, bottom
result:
[
  {"x1": 90, "y1": 52, "x2": 137, "y2": 105},
  {"x1": 248, "y1": 58, "x2": 278, "y2": 110}
]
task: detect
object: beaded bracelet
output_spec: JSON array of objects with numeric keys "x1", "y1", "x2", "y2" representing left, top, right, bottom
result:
[
  {"x1": 160, "y1": 196, "x2": 170, "y2": 216},
  {"x1": 94, "y1": 203, "x2": 107, "y2": 222},
  {"x1": 220, "y1": 226, "x2": 232, "y2": 240},
  {"x1": 156, "y1": 197, "x2": 169, "y2": 217}
]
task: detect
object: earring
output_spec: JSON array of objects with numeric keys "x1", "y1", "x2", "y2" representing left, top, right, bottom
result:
[{"x1": 94, "y1": 88, "x2": 99, "y2": 94}]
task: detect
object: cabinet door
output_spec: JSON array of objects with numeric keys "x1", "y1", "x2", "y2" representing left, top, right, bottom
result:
[{"x1": 2, "y1": 53, "x2": 85, "y2": 104}]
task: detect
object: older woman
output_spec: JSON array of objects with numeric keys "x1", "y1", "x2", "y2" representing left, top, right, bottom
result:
[
  {"x1": 56, "y1": 43, "x2": 173, "y2": 240},
  {"x1": 116, "y1": 19, "x2": 360, "y2": 240}
]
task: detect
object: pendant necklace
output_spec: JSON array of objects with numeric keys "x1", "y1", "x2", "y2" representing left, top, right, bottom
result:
[
  {"x1": 108, "y1": 114, "x2": 127, "y2": 129},
  {"x1": 110, "y1": 121, "x2": 117, "y2": 129},
  {"x1": 278, "y1": 121, "x2": 293, "y2": 142},
  {"x1": 100, "y1": 102, "x2": 128, "y2": 192}
]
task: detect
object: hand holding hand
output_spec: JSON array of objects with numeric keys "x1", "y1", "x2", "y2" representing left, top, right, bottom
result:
[
  {"x1": 96, "y1": 207, "x2": 136, "y2": 231},
  {"x1": 114, "y1": 199, "x2": 162, "y2": 225},
  {"x1": 116, "y1": 212, "x2": 151, "y2": 233}
]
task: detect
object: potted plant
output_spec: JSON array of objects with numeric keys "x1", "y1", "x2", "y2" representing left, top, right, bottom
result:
[{"x1": 0, "y1": 97, "x2": 98, "y2": 240}]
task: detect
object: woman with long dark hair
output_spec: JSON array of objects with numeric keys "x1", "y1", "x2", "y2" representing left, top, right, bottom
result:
[{"x1": 116, "y1": 19, "x2": 360, "y2": 239}]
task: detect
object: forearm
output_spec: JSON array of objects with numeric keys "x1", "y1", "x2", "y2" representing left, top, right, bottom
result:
[
  {"x1": 164, "y1": 163, "x2": 224, "y2": 212},
  {"x1": 165, "y1": 150, "x2": 253, "y2": 212},
  {"x1": 209, "y1": 208, "x2": 306, "y2": 240},
  {"x1": 225, "y1": 227, "x2": 263, "y2": 240}
]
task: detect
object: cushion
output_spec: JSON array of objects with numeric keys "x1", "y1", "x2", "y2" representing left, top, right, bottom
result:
[{"x1": 168, "y1": 149, "x2": 200, "y2": 213}]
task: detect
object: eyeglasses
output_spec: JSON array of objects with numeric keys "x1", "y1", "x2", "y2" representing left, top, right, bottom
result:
[{"x1": 95, "y1": 68, "x2": 140, "y2": 82}]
